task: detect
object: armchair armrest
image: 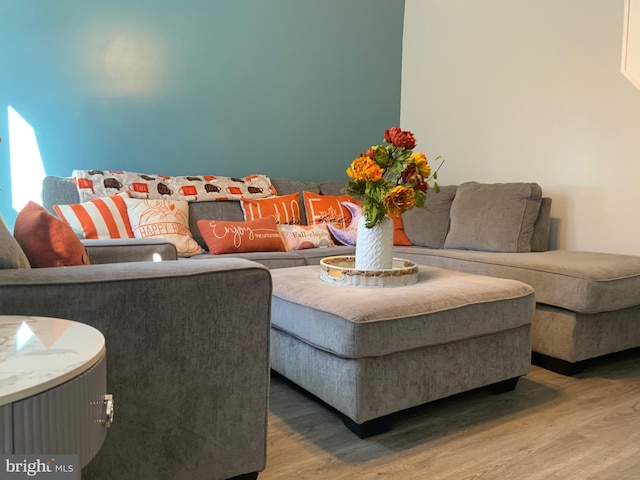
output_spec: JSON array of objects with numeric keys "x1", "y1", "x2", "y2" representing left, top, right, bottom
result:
[
  {"x1": 81, "y1": 238, "x2": 178, "y2": 264},
  {"x1": 0, "y1": 258, "x2": 272, "y2": 480}
]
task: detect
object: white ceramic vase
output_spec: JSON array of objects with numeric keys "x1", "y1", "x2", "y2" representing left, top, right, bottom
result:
[{"x1": 355, "y1": 215, "x2": 394, "y2": 270}]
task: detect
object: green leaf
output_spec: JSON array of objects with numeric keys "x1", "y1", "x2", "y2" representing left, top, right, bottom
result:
[
  {"x1": 395, "y1": 149, "x2": 412, "y2": 164},
  {"x1": 373, "y1": 146, "x2": 390, "y2": 167}
]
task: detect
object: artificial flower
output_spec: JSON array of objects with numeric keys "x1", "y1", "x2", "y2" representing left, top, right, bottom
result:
[
  {"x1": 384, "y1": 127, "x2": 416, "y2": 150},
  {"x1": 345, "y1": 127, "x2": 444, "y2": 227},
  {"x1": 408, "y1": 152, "x2": 432, "y2": 178},
  {"x1": 346, "y1": 156, "x2": 384, "y2": 183},
  {"x1": 384, "y1": 185, "x2": 416, "y2": 216}
]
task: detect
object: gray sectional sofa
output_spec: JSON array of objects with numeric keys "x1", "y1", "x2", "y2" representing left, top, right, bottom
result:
[
  {"x1": 42, "y1": 175, "x2": 640, "y2": 376},
  {"x1": 0, "y1": 174, "x2": 635, "y2": 475},
  {"x1": 0, "y1": 220, "x2": 272, "y2": 480}
]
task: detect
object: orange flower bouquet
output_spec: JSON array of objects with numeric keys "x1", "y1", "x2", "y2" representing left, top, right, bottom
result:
[{"x1": 346, "y1": 127, "x2": 444, "y2": 228}]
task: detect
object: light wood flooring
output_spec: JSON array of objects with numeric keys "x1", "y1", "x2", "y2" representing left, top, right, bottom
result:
[{"x1": 261, "y1": 350, "x2": 640, "y2": 480}]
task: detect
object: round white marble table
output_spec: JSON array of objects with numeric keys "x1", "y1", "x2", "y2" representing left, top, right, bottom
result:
[{"x1": 0, "y1": 315, "x2": 111, "y2": 469}]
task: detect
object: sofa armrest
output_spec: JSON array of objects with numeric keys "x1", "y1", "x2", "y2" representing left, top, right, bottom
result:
[
  {"x1": 81, "y1": 238, "x2": 179, "y2": 264},
  {"x1": 0, "y1": 259, "x2": 272, "y2": 480}
]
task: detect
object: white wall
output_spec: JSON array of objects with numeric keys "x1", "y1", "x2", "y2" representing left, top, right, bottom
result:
[{"x1": 402, "y1": 0, "x2": 640, "y2": 255}]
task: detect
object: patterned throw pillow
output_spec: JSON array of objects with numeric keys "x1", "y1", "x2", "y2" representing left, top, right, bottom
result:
[
  {"x1": 278, "y1": 224, "x2": 334, "y2": 251},
  {"x1": 53, "y1": 192, "x2": 134, "y2": 239},
  {"x1": 14, "y1": 201, "x2": 90, "y2": 268},
  {"x1": 302, "y1": 192, "x2": 357, "y2": 229},
  {"x1": 125, "y1": 198, "x2": 202, "y2": 257},
  {"x1": 197, "y1": 216, "x2": 286, "y2": 254},
  {"x1": 72, "y1": 170, "x2": 276, "y2": 203},
  {"x1": 240, "y1": 193, "x2": 301, "y2": 224}
]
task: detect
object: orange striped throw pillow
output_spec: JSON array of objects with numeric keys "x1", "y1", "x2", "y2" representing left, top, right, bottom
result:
[{"x1": 53, "y1": 192, "x2": 134, "y2": 239}]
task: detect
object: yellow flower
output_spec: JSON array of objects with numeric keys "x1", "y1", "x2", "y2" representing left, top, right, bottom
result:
[
  {"x1": 408, "y1": 152, "x2": 431, "y2": 179},
  {"x1": 384, "y1": 185, "x2": 416, "y2": 216},
  {"x1": 346, "y1": 156, "x2": 384, "y2": 182}
]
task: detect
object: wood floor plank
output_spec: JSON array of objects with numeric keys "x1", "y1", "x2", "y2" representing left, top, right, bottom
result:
[{"x1": 261, "y1": 350, "x2": 640, "y2": 479}]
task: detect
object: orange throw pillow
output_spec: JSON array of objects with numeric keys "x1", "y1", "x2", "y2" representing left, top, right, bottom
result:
[
  {"x1": 303, "y1": 192, "x2": 357, "y2": 228},
  {"x1": 391, "y1": 215, "x2": 413, "y2": 246},
  {"x1": 197, "y1": 216, "x2": 286, "y2": 254},
  {"x1": 14, "y1": 201, "x2": 90, "y2": 268},
  {"x1": 240, "y1": 193, "x2": 301, "y2": 224}
]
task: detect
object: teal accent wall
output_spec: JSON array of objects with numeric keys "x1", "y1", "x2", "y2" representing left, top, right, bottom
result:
[{"x1": 0, "y1": 0, "x2": 404, "y2": 225}]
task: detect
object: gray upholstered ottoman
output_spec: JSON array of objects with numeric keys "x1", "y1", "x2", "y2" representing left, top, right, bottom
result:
[{"x1": 270, "y1": 264, "x2": 536, "y2": 437}]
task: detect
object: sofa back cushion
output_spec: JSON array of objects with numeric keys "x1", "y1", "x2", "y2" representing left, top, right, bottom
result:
[
  {"x1": 188, "y1": 201, "x2": 244, "y2": 249},
  {"x1": 0, "y1": 217, "x2": 31, "y2": 269},
  {"x1": 402, "y1": 185, "x2": 457, "y2": 249},
  {"x1": 444, "y1": 182, "x2": 543, "y2": 253},
  {"x1": 42, "y1": 176, "x2": 553, "y2": 253},
  {"x1": 43, "y1": 176, "x2": 81, "y2": 213},
  {"x1": 318, "y1": 181, "x2": 348, "y2": 196}
]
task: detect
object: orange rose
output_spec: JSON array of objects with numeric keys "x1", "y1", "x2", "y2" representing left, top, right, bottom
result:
[
  {"x1": 346, "y1": 156, "x2": 384, "y2": 182},
  {"x1": 384, "y1": 185, "x2": 416, "y2": 216}
]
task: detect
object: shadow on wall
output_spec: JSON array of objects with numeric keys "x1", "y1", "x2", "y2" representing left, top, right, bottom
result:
[{"x1": 548, "y1": 218, "x2": 561, "y2": 251}]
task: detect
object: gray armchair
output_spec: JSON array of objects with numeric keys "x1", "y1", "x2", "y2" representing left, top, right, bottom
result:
[{"x1": 0, "y1": 220, "x2": 272, "y2": 480}]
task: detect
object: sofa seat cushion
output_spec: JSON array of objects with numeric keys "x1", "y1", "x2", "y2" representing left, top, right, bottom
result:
[
  {"x1": 293, "y1": 245, "x2": 355, "y2": 265},
  {"x1": 185, "y1": 246, "x2": 356, "y2": 269},
  {"x1": 81, "y1": 238, "x2": 179, "y2": 264},
  {"x1": 270, "y1": 265, "x2": 535, "y2": 359},
  {"x1": 186, "y1": 250, "x2": 307, "y2": 269},
  {"x1": 394, "y1": 247, "x2": 640, "y2": 314}
]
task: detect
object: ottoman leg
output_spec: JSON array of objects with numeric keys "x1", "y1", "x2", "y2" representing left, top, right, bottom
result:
[
  {"x1": 339, "y1": 413, "x2": 393, "y2": 439},
  {"x1": 228, "y1": 473, "x2": 258, "y2": 480},
  {"x1": 531, "y1": 352, "x2": 589, "y2": 376},
  {"x1": 489, "y1": 376, "x2": 520, "y2": 394}
]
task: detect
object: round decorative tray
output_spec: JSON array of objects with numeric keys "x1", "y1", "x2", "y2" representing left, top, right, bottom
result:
[{"x1": 319, "y1": 256, "x2": 419, "y2": 287}]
